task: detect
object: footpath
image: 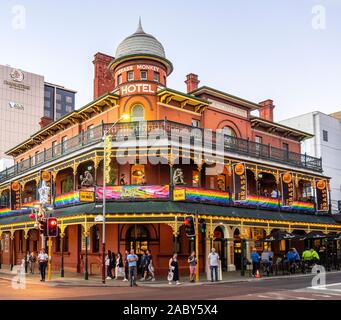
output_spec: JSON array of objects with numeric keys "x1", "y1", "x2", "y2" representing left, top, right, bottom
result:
[{"x1": 1, "y1": 267, "x2": 338, "y2": 288}]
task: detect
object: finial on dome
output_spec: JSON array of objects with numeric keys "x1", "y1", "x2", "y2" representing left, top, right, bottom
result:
[{"x1": 136, "y1": 17, "x2": 145, "y2": 34}]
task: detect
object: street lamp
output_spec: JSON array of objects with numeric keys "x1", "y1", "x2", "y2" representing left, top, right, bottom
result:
[{"x1": 101, "y1": 113, "x2": 130, "y2": 284}]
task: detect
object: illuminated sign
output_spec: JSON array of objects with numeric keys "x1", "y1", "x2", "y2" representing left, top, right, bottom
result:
[
  {"x1": 173, "y1": 188, "x2": 186, "y2": 201},
  {"x1": 79, "y1": 191, "x2": 95, "y2": 203},
  {"x1": 120, "y1": 83, "x2": 155, "y2": 96}
]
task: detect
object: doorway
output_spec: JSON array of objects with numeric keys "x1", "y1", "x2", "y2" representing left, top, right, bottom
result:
[{"x1": 213, "y1": 226, "x2": 227, "y2": 272}]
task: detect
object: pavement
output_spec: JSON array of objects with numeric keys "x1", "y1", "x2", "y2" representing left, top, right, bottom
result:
[{"x1": 1, "y1": 265, "x2": 340, "y2": 288}]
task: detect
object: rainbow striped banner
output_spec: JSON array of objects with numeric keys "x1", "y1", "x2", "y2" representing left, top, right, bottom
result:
[
  {"x1": 0, "y1": 208, "x2": 12, "y2": 216},
  {"x1": 282, "y1": 201, "x2": 315, "y2": 213},
  {"x1": 54, "y1": 191, "x2": 80, "y2": 207},
  {"x1": 235, "y1": 195, "x2": 279, "y2": 210},
  {"x1": 177, "y1": 187, "x2": 230, "y2": 205}
]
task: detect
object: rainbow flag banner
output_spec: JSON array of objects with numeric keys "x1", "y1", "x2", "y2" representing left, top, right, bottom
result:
[
  {"x1": 177, "y1": 187, "x2": 230, "y2": 205},
  {"x1": 235, "y1": 195, "x2": 279, "y2": 210},
  {"x1": 282, "y1": 201, "x2": 315, "y2": 213},
  {"x1": 0, "y1": 208, "x2": 13, "y2": 217},
  {"x1": 54, "y1": 191, "x2": 80, "y2": 207},
  {"x1": 96, "y1": 185, "x2": 170, "y2": 201}
]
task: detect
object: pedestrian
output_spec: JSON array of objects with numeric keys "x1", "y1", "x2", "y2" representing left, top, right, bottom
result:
[
  {"x1": 105, "y1": 250, "x2": 114, "y2": 280},
  {"x1": 169, "y1": 253, "x2": 180, "y2": 285},
  {"x1": 140, "y1": 251, "x2": 148, "y2": 281},
  {"x1": 127, "y1": 249, "x2": 139, "y2": 287},
  {"x1": 251, "y1": 248, "x2": 260, "y2": 277},
  {"x1": 123, "y1": 250, "x2": 129, "y2": 282},
  {"x1": 29, "y1": 251, "x2": 37, "y2": 274},
  {"x1": 38, "y1": 248, "x2": 48, "y2": 282},
  {"x1": 145, "y1": 250, "x2": 155, "y2": 281},
  {"x1": 187, "y1": 251, "x2": 197, "y2": 283},
  {"x1": 208, "y1": 248, "x2": 220, "y2": 282},
  {"x1": 25, "y1": 251, "x2": 30, "y2": 273},
  {"x1": 115, "y1": 252, "x2": 124, "y2": 280},
  {"x1": 120, "y1": 174, "x2": 127, "y2": 186}
]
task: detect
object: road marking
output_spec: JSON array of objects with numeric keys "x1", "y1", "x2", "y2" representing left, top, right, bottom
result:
[
  {"x1": 257, "y1": 295, "x2": 271, "y2": 298},
  {"x1": 296, "y1": 296, "x2": 315, "y2": 300}
]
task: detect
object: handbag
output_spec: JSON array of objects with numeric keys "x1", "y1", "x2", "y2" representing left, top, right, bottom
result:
[{"x1": 167, "y1": 269, "x2": 174, "y2": 282}]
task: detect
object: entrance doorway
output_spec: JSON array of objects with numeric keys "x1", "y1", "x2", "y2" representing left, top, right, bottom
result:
[
  {"x1": 126, "y1": 225, "x2": 149, "y2": 255},
  {"x1": 213, "y1": 226, "x2": 227, "y2": 272}
]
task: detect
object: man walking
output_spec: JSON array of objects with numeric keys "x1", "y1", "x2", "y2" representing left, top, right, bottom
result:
[
  {"x1": 127, "y1": 249, "x2": 139, "y2": 287},
  {"x1": 208, "y1": 248, "x2": 220, "y2": 282},
  {"x1": 38, "y1": 248, "x2": 49, "y2": 282}
]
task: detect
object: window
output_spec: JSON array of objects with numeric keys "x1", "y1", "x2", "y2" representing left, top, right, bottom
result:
[
  {"x1": 61, "y1": 176, "x2": 73, "y2": 194},
  {"x1": 255, "y1": 136, "x2": 262, "y2": 144},
  {"x1": 140, "y1": 71, "x2": 148, "y2": 80},
  {"x1": 61, "y1": 136, "x2": 68, "y2": 154},
  {"x1": 127, "y1": 71, "x2": 134, "y2": 82},
  {"x1": 192, "y1": 119, "x2": 200, "y2": 128},
  {"x1": 192, "y1": 170, "x2": 199, "y2": 187},
  {"x1": 52, "y1": 141, "x2": 57, "y2": 156},
  {"x1": 92, "y1": 226, "x2": 100, "y2": 253},
  {"x1": 153, "y1": 72, "x2": 160, "y2": 82},
  {"x1": 283, "y1": 143, "x2": 289, "y2": 152},
  {"x1": 66, "y1": 105, "x2": 73, "y2": 113},
  {"x1": 223, "y1": 126, "x2": 237, "y2": 149},
  {"x1": 222, "y1": 127, "x2": 237, "y2": 137},
  {"x1": 56, "y1": 93, "x2": 62, "y2": 102},
  {"x1": 87, "y1": 125, "x2": 95, "y2": 140},
  {"x1": 117, "y1": 74, "x2": 123, "y2": 85},
  {"x1": 56, "y1": 103, "x2": 61, "y2": 111},
  {"x1": 66, "y1": 96, "x2": 73, "y2": 104},
  {"x1": 323, "y1": 130, "x2": 328, "y2": 142},
  {"x1": 131, "y1": 104, "x2": 145, "y2": 122}
]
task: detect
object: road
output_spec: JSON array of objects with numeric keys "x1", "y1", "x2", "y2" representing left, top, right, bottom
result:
[{"x1": 0, "y1": 273, "x2": 340, "y2": 300}]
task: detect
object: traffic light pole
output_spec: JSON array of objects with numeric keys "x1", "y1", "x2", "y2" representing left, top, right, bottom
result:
[
  {"x1": 47, "y1": 236, "x2": 52, "y2": 281},
  {"x1": 195, "y1": 214, "x2": 199, "y2": 283}
]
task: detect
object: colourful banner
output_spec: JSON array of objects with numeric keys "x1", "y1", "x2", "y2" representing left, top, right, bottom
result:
[
  {"x1": 316, "y1": 180, "x2": 328, "y2": 211},
  {"x1": 235, "y1": 195, "x2": 279, "y2": 209},
  {"x1": 0, "y1": 207, "x2": 32, "y2": 217},
  {"x1": 175, "y1": 187, "x2": 230, "y2": 205},
  {"x1": 289, "y1": 201, "x2": 315, "y2": 213},
  {"x1": 96, "y1": 185, "x2": 170, "y2": 200},
  {"x1": 11, "y1": 181, "x2": 21, "y2": 211},
  {"x1": 234, "y1": 164, "x2": 247, "y2": 201},
  {"x1": 54, "y1": 191, "x2": 80, "y2": 207}
]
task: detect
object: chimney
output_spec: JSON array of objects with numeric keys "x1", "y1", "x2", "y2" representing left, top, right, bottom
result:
[
  {"x1": 185, "y1": 73, "x2": 200, "y2": 93},
  {"x1": 39, "y1": 117, "x2": 53, "y2": 129},
  {"x1": 93, "y1": 52, "x2": 115, "y2": 99},
  {"x1": 259, "y1": 99, "x2": 275, "y2": 122}
]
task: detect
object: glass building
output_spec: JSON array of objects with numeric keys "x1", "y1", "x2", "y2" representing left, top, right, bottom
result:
[{"x1": 44, "y1": 83, "x2": 76, "y2": 121}]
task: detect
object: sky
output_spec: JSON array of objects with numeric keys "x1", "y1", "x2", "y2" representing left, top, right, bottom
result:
[{"x1": 0, "y1": 0, "x2": 340, "y2": 121}]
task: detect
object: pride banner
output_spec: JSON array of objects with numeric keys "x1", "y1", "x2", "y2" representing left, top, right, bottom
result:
[
  {"x1": 282, "y1": 201, "x2": 315, "y2": 213},
  {"x1": 175, "y1": 187, "x2": 230, "y2": 205},
  {"x1": 54, "y1": 191, "x2": 80, "y2": 207},
  {"x1": 235, "y1": 195, "x2": 279, "y2": 210},
  {"x1": 96, "y1": 185, "x2": 170, "y2": 201},
  {"x1": 0, "y1": 208, "x2": 12, "y2": 217}
]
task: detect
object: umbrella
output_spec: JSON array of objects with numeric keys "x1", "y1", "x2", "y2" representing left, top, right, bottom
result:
[
  {"x1": 327, "y1": 233, "x2": 341, "y2": 241},
  {"x1": 301, "y1": 231, "x2": 329, "y2": 241},
  {"x1": 261, "y1": 231, "x2": 301, "y2": 242}
]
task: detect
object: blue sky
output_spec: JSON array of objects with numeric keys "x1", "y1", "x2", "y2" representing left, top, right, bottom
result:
[{"x1": 0, "y1": 0, "x2": 340, "y2": 121}]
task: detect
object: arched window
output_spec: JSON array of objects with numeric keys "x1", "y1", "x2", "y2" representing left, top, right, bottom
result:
[
  {"x1": 131, "y1": 104, "x2": 145, "y2": 122},
  {"x1": 126, "y1": 225, "x2": 149, "y2": 254},
  {"x1": 222, "y1": 126, "x2": 237, "y2": 137}
]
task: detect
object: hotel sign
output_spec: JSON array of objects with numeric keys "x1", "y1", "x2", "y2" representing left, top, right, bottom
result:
[
  {"x1": 9, "y1": 102, "x2": 24, "y2": 111},
  {"x1": 120, "y1": 83, "x2": 155, "y2": 96},
  {"x1": 208, "y1": 99, "x2": 247, "y2": 118}
]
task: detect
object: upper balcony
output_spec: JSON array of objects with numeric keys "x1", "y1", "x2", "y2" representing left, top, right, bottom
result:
[{"x1": 0, "y1": 120, "x2": 322, "y2": 185}]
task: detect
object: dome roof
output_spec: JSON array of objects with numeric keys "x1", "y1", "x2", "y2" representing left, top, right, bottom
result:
[{"x1": 115, "y1": 19, "x2": 166, "y2": 60}]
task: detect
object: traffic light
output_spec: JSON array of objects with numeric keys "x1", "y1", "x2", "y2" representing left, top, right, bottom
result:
[
  {"x1": 199, "y1": 219, "x2": 206, "y2": 235},
  {"x1": 184, "y1": 216, "x2": 195, "y2": 238},
  {"x1": 47, "y1": 217, "x2": 58, "y2": 237},
  {"x1": 38, "y1": 219, "x2": 47, "y2": 237}
]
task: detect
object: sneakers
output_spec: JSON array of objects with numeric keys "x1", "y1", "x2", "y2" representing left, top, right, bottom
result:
[
  {"x1": 169, "y1": 281, "x2": 172, "y2": 285},
  {"x1": 123, "y1": 278, "x2": 128, "y2": 282},
  {"x1": 140, "y1": 278, "x2": 145, "y2": 282},
  {"x1": 151, "y1": 278, "x2": 156, "y2": 282},
  {"x1": 106, "y1": 277, "x2": 111, "y2": 280},
  {"x1": 176, "y1": 281, "x2": 181, "y2": 285}
]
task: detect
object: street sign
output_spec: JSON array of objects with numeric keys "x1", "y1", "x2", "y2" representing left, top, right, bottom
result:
[{"x1": 79, "y1": 191, "x2": 95, "y2": 203}]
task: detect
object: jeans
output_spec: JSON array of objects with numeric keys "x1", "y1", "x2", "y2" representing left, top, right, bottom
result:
[
  {"x1": 39, "y1": 262, "x2": 47, "y2": 281},
  {"x1": 210, "y1": 266, "x2": 218, "y2": 281},
  {"x1": 129, "y1": 266, "x2": 137, "y2": 286},
  {"x1": 107, "y1": 266, "x2": 113, "y2": 278}
]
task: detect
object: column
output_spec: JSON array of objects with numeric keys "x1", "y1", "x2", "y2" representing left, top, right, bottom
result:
[
  {"x1": 60, "y1": 226, "x2": 66, "y2": 278},
  {"x1": 24, "y1": 230, "x2": 29, "y2": 273},
  {"x1": 227, "y1": 239, "x2": 236, "y2": 272}
]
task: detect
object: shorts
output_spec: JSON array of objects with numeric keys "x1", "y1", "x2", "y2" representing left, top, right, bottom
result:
[{"x1": 190, "y1": 266, "x2": 196, "y2": 273}]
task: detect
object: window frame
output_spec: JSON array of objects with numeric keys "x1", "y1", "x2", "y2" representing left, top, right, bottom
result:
[{"x1": 127, "y1": 71, "x2": 134, "y2": 82}]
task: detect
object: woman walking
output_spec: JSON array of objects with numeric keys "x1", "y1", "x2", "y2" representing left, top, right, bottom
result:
[
  {"x1": 105, "y1": 250, "x2": 114, "y2": 280},
  {"x1": 28, "y1": 251, "x2": 37, "y2": 274},
  {"x1": 168, "y1": 253, "x2": 181, "y2": 285},
  {"x1": 115, "y1": 252, "x2": 124, "y2": 280},
  {"x1": 187, "y1": 251, "x2": 197, "y2": 283}
]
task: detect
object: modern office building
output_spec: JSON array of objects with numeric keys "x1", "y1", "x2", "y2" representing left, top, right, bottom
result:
[
  {"x1": 281, "y1": 112, "x2": 341, "y2": 214},
  {"x1": 0, "y1": 64, "x2": 76, "y2": 167},
  {"x1": 0, "y1": 21, "x2": 340, "y2": 276},
  {"x1": 44, "y1": 83, "x2": 76, "y2": 121}
]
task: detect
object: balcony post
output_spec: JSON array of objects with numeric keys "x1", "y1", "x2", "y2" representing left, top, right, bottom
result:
[
  {"x1": 29, "y1": 156, "x2": 32, "y2": 169},
  {"x1": 44, "y1": 149, "x2": 46, "y2": 162},
  {"x1": 304, "y1": 153, "x2": 307, "y2": 167},
  {"x1": 268, "y1": 144, "x2": 271, "y2": 158},
  {"x1": 169, "y1": 161, "x2": 174, "y2": 201}
]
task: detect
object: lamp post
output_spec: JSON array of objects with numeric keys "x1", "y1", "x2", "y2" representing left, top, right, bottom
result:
[{"x1": 101, "y1": 114, "x2": 130, "y2": 284}]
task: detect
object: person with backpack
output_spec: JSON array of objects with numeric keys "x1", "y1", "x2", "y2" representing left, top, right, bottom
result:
[{"x1": 251, "y1": 248, "x2": 261, "y2": 277}]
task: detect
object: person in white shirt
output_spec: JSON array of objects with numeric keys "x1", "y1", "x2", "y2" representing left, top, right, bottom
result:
[
  {"x1": 38, "y1": 248, "x2": 49, "y2": 282},
  {"x1": 208, "y1": 248, "x2": 220, "y2": 282}
]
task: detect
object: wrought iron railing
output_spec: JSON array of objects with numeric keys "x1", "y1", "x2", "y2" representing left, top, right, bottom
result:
[{"x1": 0, "y1": 120, "x2": 322, "y2": 184}]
